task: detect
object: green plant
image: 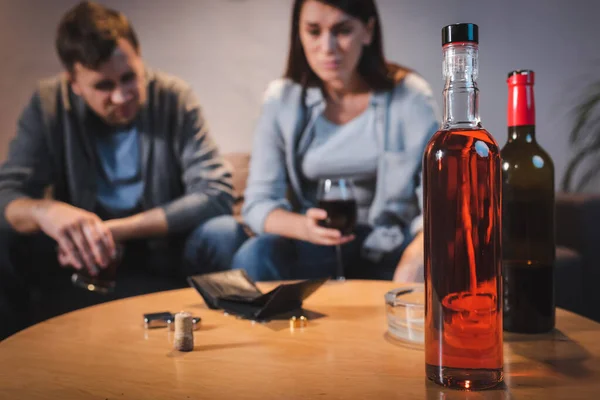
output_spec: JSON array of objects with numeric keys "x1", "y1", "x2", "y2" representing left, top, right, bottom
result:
[{"x1": 561, "y1": 82, "x2": 600, "y2": 192}]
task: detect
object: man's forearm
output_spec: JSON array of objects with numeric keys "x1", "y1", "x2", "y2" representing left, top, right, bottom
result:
[
  {"x1": 106, "y1": 207, "x2": 168, "y2": 242},
  {"x1": 4, "y1": 197, "x2": 51, "y2": 233}
]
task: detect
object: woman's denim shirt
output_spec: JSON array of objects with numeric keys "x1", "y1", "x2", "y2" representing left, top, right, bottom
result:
[{"x1": 242, "y1": 73, "x2": 441, "y2": 261}]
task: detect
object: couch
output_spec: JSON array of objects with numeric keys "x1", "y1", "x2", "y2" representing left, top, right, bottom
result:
[
  {"x1": 224, "y1": 152, "x2": 251, "y2": 218},
  {"x1": 555, "y1": 193, "x2": 600, "y2": 322}
]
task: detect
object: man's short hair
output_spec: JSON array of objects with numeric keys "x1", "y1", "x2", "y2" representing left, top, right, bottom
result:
[{"x1": 56, "y1": 1, "x2": 140, "y2": 72}]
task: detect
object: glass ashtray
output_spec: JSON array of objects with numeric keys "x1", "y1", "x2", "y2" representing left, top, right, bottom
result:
[{"x1": 385, "y1": 284, "x2": 424, "y2": 346}]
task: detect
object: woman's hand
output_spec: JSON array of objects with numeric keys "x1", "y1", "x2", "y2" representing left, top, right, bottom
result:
[{"x1": 302, "y1": 208, "x2": 355, "y2": 246}]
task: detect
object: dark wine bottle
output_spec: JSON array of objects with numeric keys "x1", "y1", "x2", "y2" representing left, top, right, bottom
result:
[{"x1": 501, "y1": 70, "x2": 555, "y2": 334}]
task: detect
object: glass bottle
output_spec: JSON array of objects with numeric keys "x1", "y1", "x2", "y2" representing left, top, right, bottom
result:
[
  {"x1": 423, "y1": 23, "x2": 503, "y2": 390},
  {"x1": 501, "y1": 70, "x2": 555, "y2": 333}
]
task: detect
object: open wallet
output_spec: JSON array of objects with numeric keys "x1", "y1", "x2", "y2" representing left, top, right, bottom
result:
[{"x1": 187, "y1": 269, "x2": 328, "y2": 320}]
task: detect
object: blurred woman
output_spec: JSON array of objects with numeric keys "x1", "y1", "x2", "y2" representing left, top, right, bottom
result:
[{"x1": 198, "y1": 0, "x2": 439, "y2": 282}]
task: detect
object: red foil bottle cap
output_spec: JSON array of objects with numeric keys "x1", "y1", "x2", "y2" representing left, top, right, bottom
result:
[{"x1": 507, "y1": 70, "x2": 535, "y2": 126}]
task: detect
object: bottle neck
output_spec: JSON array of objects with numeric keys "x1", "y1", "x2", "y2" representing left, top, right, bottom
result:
[
  {"x1": 442, "y1": 43, "x2": 481, "y2": 129},
  {"x1": 507, "y1": 74, "x2": 536, "y2": 142},
  {"x1": 507, "y1": 125, "x2": 536, "y2": 143}
]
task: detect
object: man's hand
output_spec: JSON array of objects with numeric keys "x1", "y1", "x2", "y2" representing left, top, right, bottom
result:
[
  {"x1": 32, "y1": 200, "x2": 116, "y2": 274},
  {"x1": 393, "y1": 231, "x2": 424, "y2": 283}
]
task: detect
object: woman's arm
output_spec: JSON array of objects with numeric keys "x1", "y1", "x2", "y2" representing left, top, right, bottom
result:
[
  {"x1": 241, "y1": 80, "x2": 294, "y2": 234},
  {"x1": 393, "y1": 231, "x2": 424, "y2": 282},
  {"x1": 243, "y1": 80, "x2": 353, "y2": 246},
  {"x1": 264, "y1": 208, "x2": 354, "y2": 246}
]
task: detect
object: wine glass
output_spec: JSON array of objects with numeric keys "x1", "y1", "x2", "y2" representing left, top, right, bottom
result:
[
  {"x1": 71, "y1": 245, "x2": 123, "y2": 294},
  {"x1": 316, "y1": 178, "x2": 357, "y2": 281}
]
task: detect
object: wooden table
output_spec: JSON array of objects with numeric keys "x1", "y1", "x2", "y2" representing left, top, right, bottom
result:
[{"x1": 1, "y1": 280, "x2": 599, "y2": 399}]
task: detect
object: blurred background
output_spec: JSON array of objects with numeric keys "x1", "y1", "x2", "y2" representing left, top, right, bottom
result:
[{"x1": 1, "y1": 0, "x2": 599, "y2": 192}]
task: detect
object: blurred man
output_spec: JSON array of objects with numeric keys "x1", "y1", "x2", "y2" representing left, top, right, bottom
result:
[{"x1": 0, "y1": 1, "x2": 236, "y2": 339}]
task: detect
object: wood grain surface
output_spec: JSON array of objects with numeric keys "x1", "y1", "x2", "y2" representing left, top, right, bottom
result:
[{"x1": 0, "y1": 280, "x2": 599, "y2": 399}]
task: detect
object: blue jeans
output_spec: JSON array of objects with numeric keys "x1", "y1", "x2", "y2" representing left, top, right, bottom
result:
[
  {"x1": 182, "y1": 215, "x2": 249, "y2": 276},
  {"x1": 196, "y1": 216, "x2": 408, "y2": 281}
]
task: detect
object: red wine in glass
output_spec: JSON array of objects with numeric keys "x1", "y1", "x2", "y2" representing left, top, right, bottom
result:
[
  {"x1": 316, "y1": 178, "x2": 357, "y2": 280},
  {"x1": 317, "y1": 199, "x2": 357, "y2": 235}
]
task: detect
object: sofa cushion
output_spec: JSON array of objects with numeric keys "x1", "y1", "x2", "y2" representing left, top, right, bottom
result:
[
  {"x1": 222, "y1": 152, "x2": 250, "y2": 217},
  {"x1": 555, "y1": 245, "x2": 584, "y2": 316}
]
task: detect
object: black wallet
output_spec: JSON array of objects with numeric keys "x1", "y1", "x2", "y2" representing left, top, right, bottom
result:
[{"x1": 187, "y1": 269, "x2": 328, "y2": 320}]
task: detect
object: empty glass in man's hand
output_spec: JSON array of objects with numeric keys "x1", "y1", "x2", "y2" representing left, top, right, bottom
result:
[
  {"x1": 71, "y1": 245, "x2": 123, "y2": 294},
  {"x1": 316, "y1": 178, "x2": 357, "y2": 280}
]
